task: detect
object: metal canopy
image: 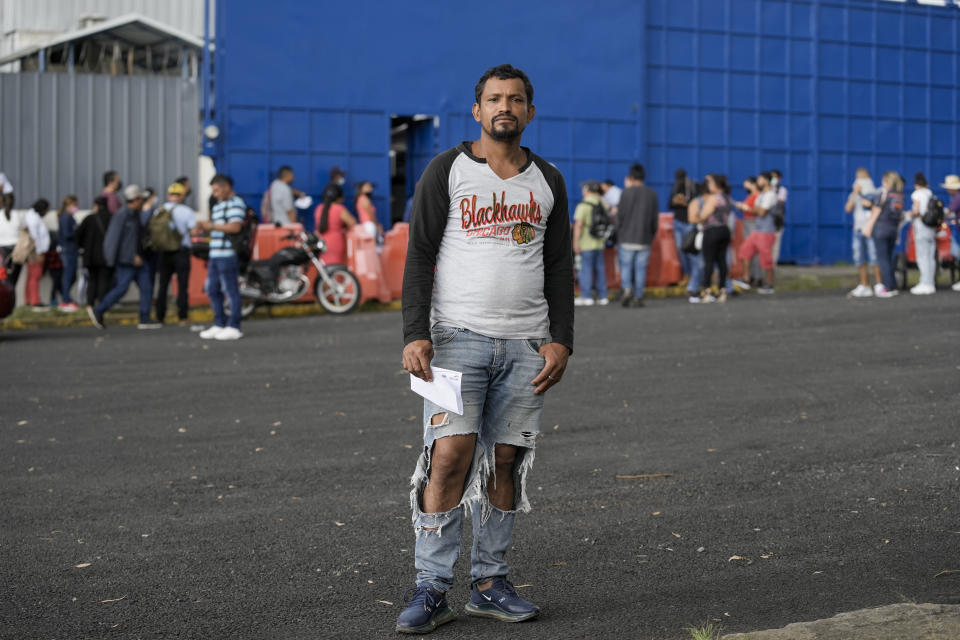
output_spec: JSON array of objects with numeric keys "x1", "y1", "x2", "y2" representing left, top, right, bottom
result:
[{"x1": 0, "y1": 13, "x2": 206, "y2": 74}]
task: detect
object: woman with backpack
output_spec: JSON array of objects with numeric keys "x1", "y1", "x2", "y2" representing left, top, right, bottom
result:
[
  {"x1": 690, "y1": 174, "x2": 734, "y2": 303},
  {"x1": 861, "y1": 171, "x2": 906, "y2": 298},
  {"x1": 315, "y1": 184, "x2": 356, "y2": 266},
  {"x1": 77, "y1": 196, "x2": 113, "y2": 307},
  {"x1": 907, "y1": 172, "x2": 936, "y2": 295}
]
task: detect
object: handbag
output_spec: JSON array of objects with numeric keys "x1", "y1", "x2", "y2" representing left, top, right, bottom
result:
[
  {"x1": 681, "y1": 226, "x2": 701, "y2": 254},
  {"x1": 11, "y1": 227, "x2": 36, "y2": 264}
]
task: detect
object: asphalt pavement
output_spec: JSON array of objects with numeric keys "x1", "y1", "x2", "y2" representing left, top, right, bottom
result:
[{"x1": 2, "y1": 290, "x2": 959, "y2": 640}]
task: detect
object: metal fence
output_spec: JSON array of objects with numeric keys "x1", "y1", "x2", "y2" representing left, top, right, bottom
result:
[{"x1": 0, "y1": 72, "x2": 198, "y2": 210}]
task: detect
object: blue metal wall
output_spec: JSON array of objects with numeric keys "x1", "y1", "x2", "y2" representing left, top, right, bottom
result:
[{"x1": 211, "y1": 0, "x2": 960, "y2": 264}]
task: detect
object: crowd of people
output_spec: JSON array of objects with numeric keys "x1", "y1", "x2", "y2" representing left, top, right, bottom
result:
[
  {"x1": 573, "y1": 165, "x2": 960, "y2": 305},
  {"x1": 0, "y1": 165, "x2": 385, "y2": 338},
  {"x1": 0, "y1": 171, "x2": 198, "y2": 322},
  {"x1": 573, "y1": 165, "x2": 788, "y2": 306}
]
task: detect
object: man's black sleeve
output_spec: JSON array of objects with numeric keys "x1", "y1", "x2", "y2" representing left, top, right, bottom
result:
[
  {"x1": 401, "y1": 148, "x2": 458, "y2": 346},
  {"x1": 534, "y1": 157, "x2": 575, "y2": 353}
]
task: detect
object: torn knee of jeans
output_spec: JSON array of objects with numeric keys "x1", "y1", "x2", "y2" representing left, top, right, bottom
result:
[{"x1": 429, "y1": 412, "x2": 450, "y2": 427}]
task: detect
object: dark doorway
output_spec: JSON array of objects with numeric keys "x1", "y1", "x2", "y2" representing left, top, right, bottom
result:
[{"x1": 390, "y1": 115, "x2": 438, "y2": 224}]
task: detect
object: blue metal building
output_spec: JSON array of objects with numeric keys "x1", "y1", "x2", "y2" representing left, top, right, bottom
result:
[{"x1": 208, "y1": 0, "x2": 960, "y2": 264}]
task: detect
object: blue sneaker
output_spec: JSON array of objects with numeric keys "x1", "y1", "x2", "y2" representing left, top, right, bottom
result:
[
  {"x1": 395, "y1": 583, "x2": 455, "y2": 634},
  {"x1": 464, "y1": 577, "x2": 539, "y2": 622}
]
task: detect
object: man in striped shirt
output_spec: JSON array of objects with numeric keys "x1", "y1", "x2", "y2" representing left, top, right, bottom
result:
[{"x1": 197, "y1": 174, "x2": 246, "y2": 340}]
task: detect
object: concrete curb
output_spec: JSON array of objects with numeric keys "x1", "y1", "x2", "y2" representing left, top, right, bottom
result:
[{"x1": 721, "y1": 603, "x2": 960, "y2": 640}]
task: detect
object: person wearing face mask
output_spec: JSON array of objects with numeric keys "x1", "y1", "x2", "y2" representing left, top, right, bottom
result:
[
  {"x1": 355, "y1": 180, "x2": 383, "y2": 239},
  {"x1": 57, "y1": 195, "x2": 81, "y2": 312},
  {"x1": 845, "y1": 168, "x2": 880, "y2": 297}
]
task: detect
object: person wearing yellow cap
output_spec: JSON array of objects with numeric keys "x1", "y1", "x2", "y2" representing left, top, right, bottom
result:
[{"x1": 151, "y1": 181, "x2": 197, "y2": 324}]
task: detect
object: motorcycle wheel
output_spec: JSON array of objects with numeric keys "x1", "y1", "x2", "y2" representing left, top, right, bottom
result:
[
  {"x1": 240, "y1": 301, "x2": 258, "y2": 319},
  {"x1": 314, "y1": 265, "x2": 362, "y2": 314}
]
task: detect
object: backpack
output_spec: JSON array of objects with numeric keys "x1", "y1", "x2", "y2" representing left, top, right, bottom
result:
[
  {"x1": 259, "y1": 188, "x2": 272, "y2": 223},
  {"x1": 227, "y1": 206, "x2": 259, "y2": 264},
  {"x1": 922, "y1": 196, "x2": 945, "y2": 228},
  {"x1": 146, "y1": 204, "x2": 183, "y2": 252},
  {"x1": 587, "y1": 201, "x2": 614, "y2": 242},
  {"x1": 771, "y1": 200, "x2": 786, "y2": 231}
]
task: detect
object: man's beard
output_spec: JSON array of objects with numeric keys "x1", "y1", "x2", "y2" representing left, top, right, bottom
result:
[{"x1": 487, "y1": 116, "x2": 521, "y2": 142}]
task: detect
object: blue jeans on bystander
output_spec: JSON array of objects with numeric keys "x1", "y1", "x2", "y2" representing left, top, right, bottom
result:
[
  {"x1": 578, "y1": 249, "x2": 607, "y2": 300},
  {"x1": 207, "y1": 255, "x2": 242, "y2": 330},
  {"x1": 618, "y1": 246, "x2": 651, "y2": 299}
]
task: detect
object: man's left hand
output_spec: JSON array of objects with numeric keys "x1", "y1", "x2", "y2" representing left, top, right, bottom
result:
[{"x1": 531, "y1": 342, "x2": 570, "y2": 395}]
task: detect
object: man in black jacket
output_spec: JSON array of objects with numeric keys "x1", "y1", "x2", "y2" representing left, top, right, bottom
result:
[
  {"x1": 615, "y1": 163, "x2": 659, "y2": 307},
  {"x1": 87, "y1": 185, "x2": 156, "y2": 329}
]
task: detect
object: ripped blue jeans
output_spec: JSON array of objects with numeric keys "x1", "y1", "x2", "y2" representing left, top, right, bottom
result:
[{"x1": 410, "y1": 325, "x2": 546, "y2": 593}]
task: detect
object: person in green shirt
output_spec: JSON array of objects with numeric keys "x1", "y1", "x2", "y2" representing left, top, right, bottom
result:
[{"x1": 573, "y1": 181, "x2": 609, "y2": 306}]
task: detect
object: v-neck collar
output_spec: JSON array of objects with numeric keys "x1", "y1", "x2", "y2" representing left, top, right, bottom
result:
[{"x1": 459, "y1": 141, "x2": 534, "y2": 179}]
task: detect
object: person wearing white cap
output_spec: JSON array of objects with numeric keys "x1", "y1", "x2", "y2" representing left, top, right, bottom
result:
[
  {"x1": 87, "y1": 184, "x2": 155, "y2": 328},
  {"x1": 941, "y1": 175, "x2": 960, "y2": 292}
]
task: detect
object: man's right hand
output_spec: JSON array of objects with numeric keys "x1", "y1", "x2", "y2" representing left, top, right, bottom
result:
[{"x1": 402, "y1": 340, "x2": 434, "y2": 382}]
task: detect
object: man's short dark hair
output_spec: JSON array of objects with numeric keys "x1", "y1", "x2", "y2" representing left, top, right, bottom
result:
[
  {"x1": 210, "y1": 173, "x2": 234, "y2": 188},
  {"x1": 277, "y1": 165, "x2": 293, "y2": 179},
  {"x1": 474, "y1": 64, "x2": 533, "y2": 105},
  {"x1": 103, "y1": 170, "x2": 117, "y2": 187},
  {"x1": 628, "y1": 163, "x2": 646, "y2": 182},
  {"x1": 602, "y1": 179, "x2": 615, "y2": 187}
]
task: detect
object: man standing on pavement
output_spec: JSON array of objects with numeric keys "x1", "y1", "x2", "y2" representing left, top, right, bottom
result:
[
  {"x1": 197, "y1": 174, "x2": 246, "y2": 341},
  {"x1": 398, "y1": 63, "x2": 573, "y2": 634},
  {"x1": 615, "y1": 163, "x2": 659, "y2": 308},
  {"x1": 738, "y1": 172, "x2": 778, "y2": 294},
  {"x1": 152, "y1": 182, "x2": 197, "y2": 324},
  {"x1": 87, "y1": 185, "x2": 158, "y2": 329}
]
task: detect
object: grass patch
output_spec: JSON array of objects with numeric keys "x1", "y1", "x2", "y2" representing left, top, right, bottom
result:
[{"x1": 686, "y1": 622, "x2": 723, "y2": 640}]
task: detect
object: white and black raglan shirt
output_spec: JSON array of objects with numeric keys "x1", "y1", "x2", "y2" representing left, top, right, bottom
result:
[{"x1": 402, "y1": 142, "x2": 574, "y2": 351}]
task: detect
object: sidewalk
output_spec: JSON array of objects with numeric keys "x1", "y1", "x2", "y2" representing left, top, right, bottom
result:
[
  {"x1": 722, "y1": 603, "x2": 960, "y2": 640},
  {"x1": 0, "y1": 265, "x2": 867, "y2": 331}
]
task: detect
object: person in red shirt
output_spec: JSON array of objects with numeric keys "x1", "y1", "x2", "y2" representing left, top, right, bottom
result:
[
  {"x1": 733, "y1": 176, "x2": 760, "y2": 287},
  {"x1": 314, "y1": 184, "x2": 356, "y2": 265}
]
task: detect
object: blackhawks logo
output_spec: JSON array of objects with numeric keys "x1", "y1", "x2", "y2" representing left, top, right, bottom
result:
[{"x1": 511, "y1": 222, "x2": 535, "y2": 245}]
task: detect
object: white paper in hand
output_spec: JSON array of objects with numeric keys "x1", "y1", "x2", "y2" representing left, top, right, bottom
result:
[{"x1": 410, "y1": 367, "x2": 463, "y2": 415}]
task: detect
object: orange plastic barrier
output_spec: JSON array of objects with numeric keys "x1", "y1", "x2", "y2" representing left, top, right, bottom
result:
[
  {"x1": 381, "y1": 223, "x2": 409, "y2": 300},
  {"x1": 346, "y1": 227, "x2": 393, "y2": 303},
  {"x1": 646, "y1": 213, "x2": 683, "y2": 287}
]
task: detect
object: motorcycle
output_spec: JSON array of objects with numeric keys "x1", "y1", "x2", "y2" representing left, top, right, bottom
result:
[{"x1": 237, "y1": 231, "x2": 362, "y2": 317}]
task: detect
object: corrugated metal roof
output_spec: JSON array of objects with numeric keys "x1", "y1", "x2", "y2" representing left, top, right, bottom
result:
[
  {"x1": 0, "y1": 13, "x2": 204, "y2": 66},
  {"x1": 1, "y1": 0, "x2": 209, "y2": 37}
]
